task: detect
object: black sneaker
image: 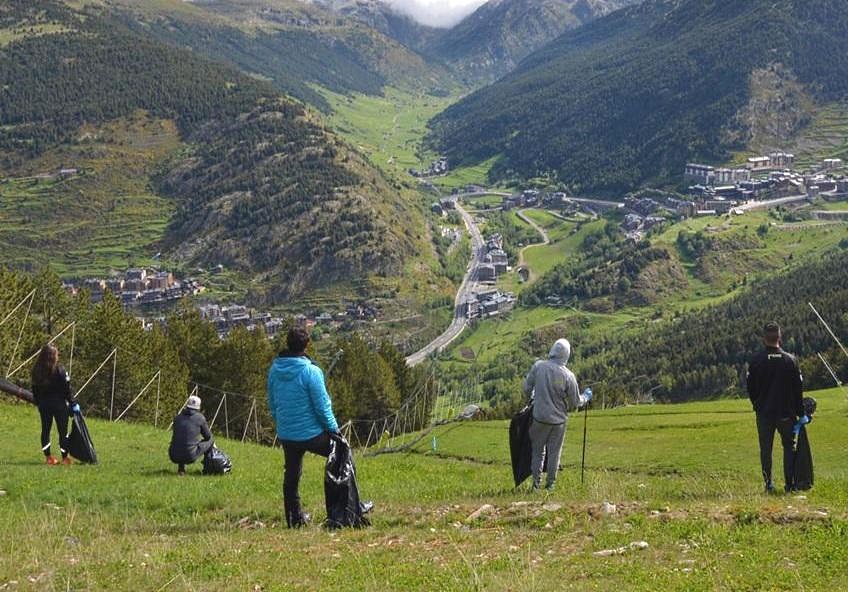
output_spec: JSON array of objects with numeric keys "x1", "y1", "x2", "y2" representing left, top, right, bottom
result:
[
  {"x1": 290, "y1": 512, "x2": 311, "y2": 528},
  {"x1": 765, "y1": 482, "x2": 777, "y2": 495}
]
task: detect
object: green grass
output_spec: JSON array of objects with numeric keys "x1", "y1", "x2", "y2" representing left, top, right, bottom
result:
[
  {"x1": 461, "y1": 193, "x2": 504, "y2": 208},
  {"x1": 320, "y1": 87, "x2": 455, "y2": 181},
  {"x1": 320, "y1": 87, "x2": 504, "y2": 192},
  {"x1": 3, "y1": 388, "x2": 848, "y2": 590},
  {"x1": 0, "y1": 22, "x2": 72, "y2": 47},
  {"x1": 446, "y1": 307, "x2": 577, "y2": 363},
  {"x1": 434, "y1": 155, "x2": 503, "y2": 192}
]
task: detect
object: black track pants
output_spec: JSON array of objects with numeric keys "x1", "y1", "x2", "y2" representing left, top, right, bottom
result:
[
  {"x1": 38, "y1": 400, "x2": 69, "y2": 458},
  {"x1": 756, "y1": 415, "x2": 795, "y2": 488},
  {"x1": 280, "y1": 432, "x2": 332, "y2": 527}
]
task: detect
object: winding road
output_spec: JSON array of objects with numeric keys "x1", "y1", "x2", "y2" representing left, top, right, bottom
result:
[{"x1": 406, "y1": 201, "x2": 485, "y2": 366}]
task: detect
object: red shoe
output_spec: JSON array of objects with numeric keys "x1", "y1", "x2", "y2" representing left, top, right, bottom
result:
[
  {"x1": 46, "y1": 456, "x2": 59, "y2": 465},
  {"x1": 62, "y1": 457, "x2": 73, "y2": 466}
]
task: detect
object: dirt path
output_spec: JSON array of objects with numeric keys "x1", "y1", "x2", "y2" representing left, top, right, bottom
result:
[{"x1": 516, "y1": 209, "x2": 551, "y2": 283}]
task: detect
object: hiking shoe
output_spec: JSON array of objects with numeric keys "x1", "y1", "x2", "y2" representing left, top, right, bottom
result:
[
  {"x1": 62, "y1": 457, "x2": 72, "y2": 466},
  {"x1": 764, "y1": 482, "x2": 778, "y2": 495},
  {"x1": 46, "y1": 456, "x2": 58, "y2": 465},
  {"x1": 290, "y1": 513, "x2": 311, "y2": 528}
]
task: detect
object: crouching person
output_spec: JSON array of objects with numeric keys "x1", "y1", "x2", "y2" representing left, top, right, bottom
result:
[
  {"x1": 169, "y1": 395, "x2": 213, "y2": 475},
  {"x1": 523, "y1": 338, "x2": 591, "y2": 491},
  {"x1": 267, "y1": 327, "x2": 340, "y2": 528}
]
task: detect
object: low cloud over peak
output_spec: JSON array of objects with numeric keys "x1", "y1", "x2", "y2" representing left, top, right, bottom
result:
[{"x1": 385, "y1": 0, "x2": 488, "y2": 28}]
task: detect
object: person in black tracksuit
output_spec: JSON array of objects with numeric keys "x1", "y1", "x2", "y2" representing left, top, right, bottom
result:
[
  {"x1": 746, "y1": 322, "x2": 804, "y2": 493},
  {"x1": 168, "y1": 395, "x2": 213, "y2": 475},
  {"x1": 31, "y1": 344, "x2": 77, "y2": 465}
]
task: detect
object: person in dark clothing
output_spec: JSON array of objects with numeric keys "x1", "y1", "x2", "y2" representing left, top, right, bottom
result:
[
  {"x1": 169, "y1": 395, "x2": 213, "y2": 475},
  {"x1": 31, "y1": 344, "x2": 78, "y2": 465},
  {"x1": 267, "y1": 327, "x2": 340, "y2": 528},
  {"x1": 746, "y1": 322, "x2": 804, "y2": 493}
]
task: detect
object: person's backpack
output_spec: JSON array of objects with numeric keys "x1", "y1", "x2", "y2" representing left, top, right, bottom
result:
[{"x1": 202, "y1": 446, "x2": 232, "y2": 475}]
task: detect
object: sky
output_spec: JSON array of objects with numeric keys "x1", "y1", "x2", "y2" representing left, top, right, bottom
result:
[{"x1": 385, "y1": 0, "x2": 489, "y2": 28}]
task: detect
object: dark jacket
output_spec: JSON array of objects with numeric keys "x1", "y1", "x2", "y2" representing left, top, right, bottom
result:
[
  {"x1": 169, "y1": 408, "x2": 212, "y2": 463},
  {"x1": 746, "y1": 347, "x2": 804, "y2": 420},
  {"x1": 31, "y1": 366, "x2": 74, "y2": 406}
]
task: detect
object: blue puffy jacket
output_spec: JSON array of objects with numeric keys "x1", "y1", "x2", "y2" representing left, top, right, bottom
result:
[{"x1": 267, "y1": 355, "x2": 339, "y2": 441}]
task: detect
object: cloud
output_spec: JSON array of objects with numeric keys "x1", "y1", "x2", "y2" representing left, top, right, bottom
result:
[{"x1": 385, "y1": 0, "x2": 488, "y2": 28}]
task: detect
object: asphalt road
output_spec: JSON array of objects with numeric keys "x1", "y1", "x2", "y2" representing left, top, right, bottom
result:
[
  {"x1": 736, "y1": 194, "x2": 809, "y2": 211},
  {"x1": 406, "y1": 202, "x2": 484, "y2": 366}
]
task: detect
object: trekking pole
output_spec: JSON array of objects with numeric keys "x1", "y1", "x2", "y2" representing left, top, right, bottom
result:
[{"x1": 580, "y1": 402, "x2": 588, "y2": 484}]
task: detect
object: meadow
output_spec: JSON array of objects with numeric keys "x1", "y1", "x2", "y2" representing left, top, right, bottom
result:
[{"x1": 2, "y1": 388, "x2": 847, "y2": 591}]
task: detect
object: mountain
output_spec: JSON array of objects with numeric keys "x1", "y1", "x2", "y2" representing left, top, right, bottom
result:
[
  {"x1": 98, "y1": 0, "x2": 454, "y2": 111},
  {"x1": 429, "y1": 0, "x2": 848, "y2": 194},
  {"x1": 428, "y1": 0, "x2": 639, "y2": 82},
  {"x1": 0, "y1": 0, "x2": 421, "y2": 301},
  {"x1": 308, "y1": 0, "x2": 440, "y2": 52}
]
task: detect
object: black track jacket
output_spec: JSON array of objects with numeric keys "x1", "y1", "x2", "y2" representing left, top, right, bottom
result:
[
  {"x1": 31, "y1": 366, "x2": 74, "y2": 405},
  {"x1": 746, "y1": 347, "x2": 804, "y2": 420}
]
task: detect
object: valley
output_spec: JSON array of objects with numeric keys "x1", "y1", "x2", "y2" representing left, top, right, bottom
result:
[
  {"x1": 0, "y1": 0, "x2": 848, "y2": 408},
  {"x1": 2, "y1": 1, "x2": 848, "y2": 589}
]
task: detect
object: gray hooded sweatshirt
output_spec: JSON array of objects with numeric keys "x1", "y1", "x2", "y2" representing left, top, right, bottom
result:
[{"x1": 523, "y1": 339, "x2": 586, "y2": 424}]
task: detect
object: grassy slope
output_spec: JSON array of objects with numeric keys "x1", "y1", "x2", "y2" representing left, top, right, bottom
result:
[{"x1": 2, "y1": 389, "x2": 848, "y2": 590}]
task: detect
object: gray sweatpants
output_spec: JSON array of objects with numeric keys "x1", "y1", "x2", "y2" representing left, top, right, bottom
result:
[{"x1": 529, "y1": 419, "x2": 566, "y2": 488}]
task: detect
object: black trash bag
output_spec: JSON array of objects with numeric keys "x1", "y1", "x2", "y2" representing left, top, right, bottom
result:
[
  {"x1": 510, "y1": 404, "x2": 543, "y2": 487},
  {"x1": 791, "y1": 425, "x2": 814, "y2": 491},
  {"x1": 202, "y1": 446, "x2": 232, "y2": 475},
  {"x1": 66, "y1": 406, "x2": 97, "y2": 464},
  {"x1": 324, "y1": 433, "x2": 371, "y2": 529},
  {"x1": 790, "y1": 396, "x2": 817, "y2": 491}
]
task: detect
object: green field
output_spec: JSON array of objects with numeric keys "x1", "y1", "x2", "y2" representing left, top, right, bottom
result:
[
  {"x1": 519, "y1": 210, "x2": 588, "y2": 284},
  {"x1": 321, "y1": 88, "x2": 454, "y2": 182},
  {"x1": 321, "y1": 88, "x2": 503, "y2": 192},
  {"x1": 434, "y1": 155, "x2": 503, "y2": 192},
  {"x1": 2, "y1": 388, "x2": 847, "y2": 590}
]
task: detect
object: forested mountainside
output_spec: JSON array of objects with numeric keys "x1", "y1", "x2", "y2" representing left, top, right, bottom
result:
[
  {"x1": 0, "y1": 0, "x2": 418, "y2": 300},
  {"x1": 96, "y1": 0, "x2": 454, "y2": 112},
  {"x1": 427, "y1": 0, "x2": 638, "y2": 82},
  {"x1": 429, "y1": 0, "x2": 848, "y2": 194}
]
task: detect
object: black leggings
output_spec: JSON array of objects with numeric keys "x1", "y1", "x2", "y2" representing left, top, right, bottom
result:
[
  {"x1": 281, "y1": 432, "x2": 332, "y2": 527},
  {"x1": 38, "y1": 400, "x2": 69, "y2": 458}
]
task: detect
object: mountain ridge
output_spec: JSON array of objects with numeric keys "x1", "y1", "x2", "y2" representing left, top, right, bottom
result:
[
  {"x1": 0, "y1": 0, "x2": 423, "y2": 302},
  {"x1": 429, "y1": 0, "x2": 848, "y2": 193}
]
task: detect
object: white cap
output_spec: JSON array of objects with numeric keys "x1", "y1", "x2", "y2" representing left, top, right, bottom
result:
[{"x1": 186, "y1": 395, "x2": 202, "y2": 411}]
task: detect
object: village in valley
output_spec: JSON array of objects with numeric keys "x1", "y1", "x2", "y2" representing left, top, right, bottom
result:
[{"x1": 23, "y1": 148, "x2": 848, "y2": 343}]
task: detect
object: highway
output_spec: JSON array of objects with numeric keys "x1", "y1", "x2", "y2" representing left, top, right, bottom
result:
[{"x1": 406, "y1": 201, "x2": 485, "y2": 366}]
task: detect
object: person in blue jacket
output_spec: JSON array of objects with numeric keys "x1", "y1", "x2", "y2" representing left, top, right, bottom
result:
[{"x1": 267, "y1": 326, "x2": 340, "y2": 527}]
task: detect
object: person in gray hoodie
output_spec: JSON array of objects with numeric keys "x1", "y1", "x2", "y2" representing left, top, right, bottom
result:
[{"x1": 523, "y1": 338, "x2": 591, "y2": 490}]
